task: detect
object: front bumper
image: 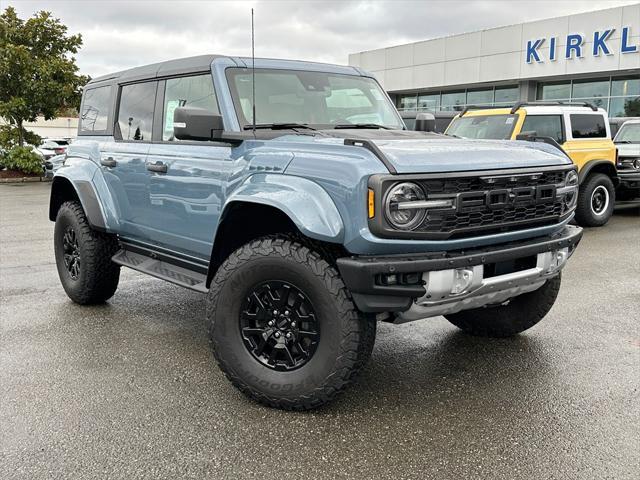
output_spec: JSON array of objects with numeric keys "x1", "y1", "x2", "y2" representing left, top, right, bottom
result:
[
  {"x1": 618, "y1": 170, "x2": 640, "y2": 190},
  {"x1": 337, "y1": 225, "x2": 583, "y2": 320}
]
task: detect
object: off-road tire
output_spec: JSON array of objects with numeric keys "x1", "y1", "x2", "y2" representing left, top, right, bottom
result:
[
  {"x1": 207, "y1": 236, "x2": 376, "y2": 410},
  {"x1": 575, "y1": 173, "x2": 615, "y2": 227},
  {"x1": 444, "y1": 274, "x2": 561, "y2": 338},
  {"x1": 54, "y1": 201, "x2": 120, "y2": 304}
]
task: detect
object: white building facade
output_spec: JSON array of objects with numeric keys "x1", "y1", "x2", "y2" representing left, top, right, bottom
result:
[{"x1": 349, "y1": 4, "x2": 640, "y2": 117}]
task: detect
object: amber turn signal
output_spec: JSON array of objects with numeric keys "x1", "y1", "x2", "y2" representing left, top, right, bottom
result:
[{"x1": 368, "y1": 189, "x2": 375, "y2": 218}]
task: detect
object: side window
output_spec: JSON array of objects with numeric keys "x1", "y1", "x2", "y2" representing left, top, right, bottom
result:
[
  {"x1": 117, "y1": 82, "x2": 157, "y2": 141},
  {"x1": 569, "y1": 114, "x2": 607, "y2": 139},
  {"x1": 162, "y1": 74, "x2": 218, "y2": 141},
  {"x1": 521, "y1": 115, "x2": 564, "y2": 144},
  {"x1": 80, "y1": 86, "x2": 112, "y2": 133}
]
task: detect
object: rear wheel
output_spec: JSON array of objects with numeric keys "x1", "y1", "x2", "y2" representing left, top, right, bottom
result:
[
  {"x1": 575, "y1": 173, "x2": 615, "y2": 227},
  {"x1": 444, "y1": 275, "x2": 561, "y2": 337},
  {"x1": 207, "y1": 236, "x2": 376, "y2": 410},
  {"x1": 54, "y1": 201, "x2": 120, "y2": 304}
]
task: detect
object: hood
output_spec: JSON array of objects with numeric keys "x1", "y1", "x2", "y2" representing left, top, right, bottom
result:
[{"x1": 313, "y1": 129, "x2": 571, "y2": 173}]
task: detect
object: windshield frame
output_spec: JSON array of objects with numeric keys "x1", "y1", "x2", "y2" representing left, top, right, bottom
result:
[
  {"x1": 224, "y1": 67, "x2": 405, "y2": 131},
  {"x1": 446, "y1": 113, "x2": 518, "y2": 140}
]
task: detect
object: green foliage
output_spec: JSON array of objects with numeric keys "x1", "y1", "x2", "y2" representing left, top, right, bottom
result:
[
  {"x1": 0, "y1": 124, "x2": 41, "y2": 150},
  {"x1": 2, "y1": 146, "x2": 43, "y2": 174},
  {"x1": 0, "y1": 6, "x2": 88, "y2": 145}
]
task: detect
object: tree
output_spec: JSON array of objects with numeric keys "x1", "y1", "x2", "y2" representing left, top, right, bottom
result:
[{"x1": 0, "y1": 7, "x2": 88, "y2": 147}]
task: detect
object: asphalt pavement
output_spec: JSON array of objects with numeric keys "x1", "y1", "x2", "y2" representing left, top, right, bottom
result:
[{"x1": 1, "y1": 182, "x2": 639, "y2": 480}]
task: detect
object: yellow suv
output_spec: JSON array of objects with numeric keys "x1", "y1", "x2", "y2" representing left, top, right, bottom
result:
[{"x1": 446, "y1": 101, "x2": 618, "y2": 227}]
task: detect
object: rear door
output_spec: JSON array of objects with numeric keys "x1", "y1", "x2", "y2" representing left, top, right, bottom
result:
[
  {"x1": 562, "y1": 112, "x2": 615, "y2": 171},
  {"x1": 145, "y1": 73, "x2": 233, "y2": 259},
  {"x1": 100, "y1": 81, "x2": 157, "y2": 241}
]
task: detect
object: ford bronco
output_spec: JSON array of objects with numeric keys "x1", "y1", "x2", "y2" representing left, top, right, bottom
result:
[
  {"x1": 50, "y1": 56, "x2": 582, "y2": 410},
  {"x1": 446, "y1": 102, "x2": 619, "y2": 227}
]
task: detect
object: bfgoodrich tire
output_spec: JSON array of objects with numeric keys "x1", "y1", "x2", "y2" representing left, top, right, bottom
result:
[
  {"x1": 54, "y1": 201, "x2": 120, "y2": 304},
  {"x1": 444, "y1": 274, "x2": 561, "y2": 338},
  {"x1": 207, "y1": 236, "x2": 376, "y2": 410},
  {"x1": 575, "y1": 173, "x2": 615, "y2": 227}
]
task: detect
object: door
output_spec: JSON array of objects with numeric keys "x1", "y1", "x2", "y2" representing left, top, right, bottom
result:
[
  {"x1": 145, "y1": 74, "x2": 233, "y2": 259},
  {"x1": 101, "y1": 81, "x2": 158, "y2": 241}
]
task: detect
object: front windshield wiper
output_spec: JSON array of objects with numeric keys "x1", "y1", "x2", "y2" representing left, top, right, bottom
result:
[
  {"x1": 615, "y1": 140, "x2": 632, "y2": 143},
  {"x1": 333, "y1": 123, "x2": 393, "y2": 130},
  {"x1": 243, "y1": 123, "x2": 316, "y2": 131}
]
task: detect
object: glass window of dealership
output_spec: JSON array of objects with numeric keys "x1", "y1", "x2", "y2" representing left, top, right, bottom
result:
[{"x1": 396, "y1": 76, "x2": 639, "y2": 117}]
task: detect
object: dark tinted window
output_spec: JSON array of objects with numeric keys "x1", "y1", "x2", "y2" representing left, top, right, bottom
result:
[
  {"x1": 80, "y1": 86, "x2": 112, "y2": 133},
  {"x1": 117, "y1": 82, "x2": 157, "y2": 141},
  {"x1": 521, "y1": 115, "x2": 564, "y2": 143},
  {"x1": 162, "y1": 74, "x2": 218, "y2": 141},
  {"x1": 570, "y1": 114, "x2": 606, "y2": 139}
]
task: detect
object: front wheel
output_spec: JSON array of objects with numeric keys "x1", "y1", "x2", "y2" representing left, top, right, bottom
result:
[
  {"x1": 444, "y1": 275, "x2": 561, "y2": 337},
  {"x1": 207, "y1": 236, "x2": 376, "y2": 410},
  {"x1": 575, "y1": 173, "x2": 615, "y2": 227}
]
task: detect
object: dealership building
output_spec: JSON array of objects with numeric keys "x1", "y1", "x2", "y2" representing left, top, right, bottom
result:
[{"x1": 349, "y1": 4, "x2": 639, "y2": 117}]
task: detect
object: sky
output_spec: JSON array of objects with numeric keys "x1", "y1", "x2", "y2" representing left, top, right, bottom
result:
[{"x1": 3, "y1": 0, "x2": 639, "y2": 77}]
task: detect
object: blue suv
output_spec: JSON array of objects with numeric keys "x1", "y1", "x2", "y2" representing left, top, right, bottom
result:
[{"x1": 50, "y1": 55, "x2": 583, "y2": 410}]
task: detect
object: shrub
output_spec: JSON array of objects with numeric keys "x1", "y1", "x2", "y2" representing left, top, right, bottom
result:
[{"x1": 3, "y1": 146, "x2": 43, "y2": 175}]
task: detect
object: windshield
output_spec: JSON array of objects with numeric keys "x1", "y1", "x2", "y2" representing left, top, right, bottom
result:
[
  {"x1": 614, "y1": 123, "x2": 640, "y2": 143},
  {"x1": 446, "y1": 114, "x2": 517, "y2": 140},
  {"x1": 226, "y1": 68, "x2": 404, "y2": 129}
]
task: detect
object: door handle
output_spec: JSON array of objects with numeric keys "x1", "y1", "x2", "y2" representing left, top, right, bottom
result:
[
  {"x1": 101, "y1": 157, "x2": 117, "y2": 168},
  {"x1": 146, "y1": 161, "x2": 168, "y2": 173}
]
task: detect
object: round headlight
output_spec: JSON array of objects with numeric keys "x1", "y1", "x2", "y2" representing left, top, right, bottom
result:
[
  {"x1": 565, "y1": 170, "x2": 579, "y2": 186},
  {"x1": 384, "y1": 182, "x2": 427, "y2": 230},
  {"x1": 634, "y1": 158, "x2": 640, "y2": 170}
]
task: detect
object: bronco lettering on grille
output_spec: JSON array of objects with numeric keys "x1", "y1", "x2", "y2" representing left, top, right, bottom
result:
[{"x1": 456, "y1": 185, "x2": 556, "y2": 213}]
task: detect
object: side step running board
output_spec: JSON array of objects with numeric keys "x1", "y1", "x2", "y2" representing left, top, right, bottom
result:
[{"x1": 112, "y1": 249, "x2": 208, "y2": 293}]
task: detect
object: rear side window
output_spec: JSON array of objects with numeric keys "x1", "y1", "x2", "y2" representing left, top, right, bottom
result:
[
  {"x1": 162, "y1": 74, "x2": 218, "y2": 141},
  {"x1": 80, "y1": 86, "x2": 112, "y2": 133},
  {"x1": 521, "y1": 115, "x2": 564, "y2": 144},
  {"x1": 570, "y1": 114, "x2": 607, "y2": 139},
  {"x1": 117, "y1": 82, "x2": 157, "y2": 141}
]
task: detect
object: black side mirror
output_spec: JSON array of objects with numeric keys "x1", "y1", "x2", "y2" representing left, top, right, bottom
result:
[
  {"x1": 173, "y1": 107, "x2": 223, "y2": 141},
  {"x1": 414, "y1": 112, "x2": 436, "y2": 132},
  {"x1": 516, "y1": 131, "x2": 537, "y2": 140}
]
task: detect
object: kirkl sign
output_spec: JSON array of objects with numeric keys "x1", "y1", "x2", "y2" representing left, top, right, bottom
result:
[{"x1": 526, "y1": 27, "x2": 638, "y2": 63}]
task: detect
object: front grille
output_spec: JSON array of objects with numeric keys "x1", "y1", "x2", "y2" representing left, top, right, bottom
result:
[
  {"x1": 419, "y1": 170, "x2": 565, "y2": 194},
  {"x1": 412, "y1": 170, "x2": 567, "y2": 239},
  {"x1": 369, "y1": 167, "x2": 573, "y2": 240}
]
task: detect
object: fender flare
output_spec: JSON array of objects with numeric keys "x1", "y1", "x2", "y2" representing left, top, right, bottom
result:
[
  {"x1": 49, "y1": 175, "x2": 107, "y2": 231},
  {"x1": 219, "y1": 174, "x2": 344, "y2": 243},
  {"x1": 578, "y1": 160, "x2": 618, "y2": 185}
]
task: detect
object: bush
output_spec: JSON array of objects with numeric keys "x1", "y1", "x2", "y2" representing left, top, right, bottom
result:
[
  {"x1": 0, "y1": 125, "x2": 41, "y2": 151},
  {"x1": 3, "y1": 146, "x2": 43, "y2": 175}
]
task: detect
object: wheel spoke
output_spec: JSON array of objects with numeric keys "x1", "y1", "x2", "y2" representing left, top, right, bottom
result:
[
  {"x1": 283, "y1": 344, "x2": 296, "y2": 367},
  {"x1": 242, "y1": 327, "x2": 264, "y2": 337}
]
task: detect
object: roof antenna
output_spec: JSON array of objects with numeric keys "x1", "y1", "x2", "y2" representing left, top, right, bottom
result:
[{"x1": 251, "y1": 8, "x2": 256, "y2": 137}]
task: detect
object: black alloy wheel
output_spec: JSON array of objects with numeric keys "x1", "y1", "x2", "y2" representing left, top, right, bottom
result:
[
  {"x1": 240, "y1": 280, "x2": 320, "y2": 371},
  {"x1": 62, "y1": 226, "x2": 81, "y2": 280}
]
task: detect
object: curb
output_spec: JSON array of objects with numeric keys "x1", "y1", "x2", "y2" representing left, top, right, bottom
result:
[{"x1": 0, "y1": 176, "x2": 52, "y2": 184}]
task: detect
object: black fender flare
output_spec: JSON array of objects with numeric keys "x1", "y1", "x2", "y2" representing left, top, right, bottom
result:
[{"x1": 578, "y1": 160, "x2": 618, "y2": 186}]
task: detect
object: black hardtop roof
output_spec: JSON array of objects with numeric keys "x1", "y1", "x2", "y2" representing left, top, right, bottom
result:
[{"x1": 88, "y1": 54, "x2": 225, "y2": 86}]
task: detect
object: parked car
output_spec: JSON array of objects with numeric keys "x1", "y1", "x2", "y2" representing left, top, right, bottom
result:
[
  {"x1": 609, "y1": 117, "x2": 637, "y2": 138},
  {"x1": 50, "y1": 55, "x2": 582, "y2": 410},
  {"x1": 44, "y1": 154, "x2": 66, "y2": 178},
  {"x1": 613, "y1": 119, "x2": 640, "y2": 201},
  {"x1": 400, "y1": 110, "x2": 457, "y2": 132},
  {"x1": 37, "y1": 138, "x2": 70, "y2": 160},
  {"x1": 446, "y1": 102, "x2": 619, "y2": 227}
]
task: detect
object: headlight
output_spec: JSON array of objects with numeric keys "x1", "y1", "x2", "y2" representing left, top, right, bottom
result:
[
  {"x1": 565, "y1": 169, "x2": 578, "y2": 186},
  {"x1": 384, "y1": 182, "x2": 426, "y2": 230},
  {"x1": 634, "y1": 158, "x2": 640, "y2": 170}
]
